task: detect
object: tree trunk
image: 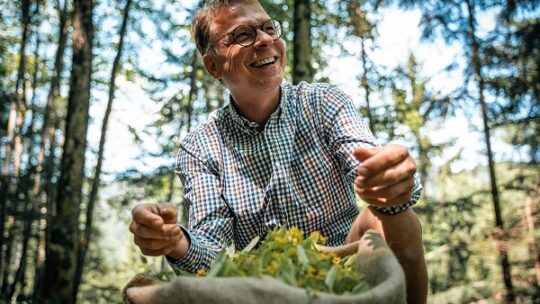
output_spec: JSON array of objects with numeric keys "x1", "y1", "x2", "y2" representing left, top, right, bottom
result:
[
  {"x1": 525, "y1": 189, "x2": 540, "y2": 287},
  {"x1": 72, "y1": 0, "x2": 131, "y2": 301},
  {"x1": 0, "y1": 218, "x2": 16, "y2": 298},
  {"x1": 465, "y1": 0, "x2": 514, "y2": 301},
  {"x1": 31, "y1": 7, "x2": 69, "y2": 296},
  {"x1": 360, "y1": 38, "x2": 374, "y2": 133},
  {"x1": 8, "y1": 177, "x2": 33, "y2": 301},
  {"x1": 42, "y1": 0, "x2": 94, "y2": 302},
  {"x1": 178, "y1": 50, "x2": 200, "y2": 226},
  {"x1": 33, "y1": 117, "x2": 61, "y2": 303},
  {"x1": 32, "y1": 0, "x2": 70, "y2": 198},
  {"x1": 292, "y1": 0, "x2": 313, "y2": 84},
  {"x1": 8, "y1": 6, "x2": 43, "y2": 296},
  {"x1": 3, "y1": 0, "x2": 31, "y2": 177}
]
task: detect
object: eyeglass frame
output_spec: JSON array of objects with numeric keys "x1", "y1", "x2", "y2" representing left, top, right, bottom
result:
[{"x1": 206, "y1": 19, "x2": 282, "y2": 53}]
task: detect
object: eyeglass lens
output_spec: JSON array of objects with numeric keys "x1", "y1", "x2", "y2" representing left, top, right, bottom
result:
[{"x1": 233, "y1": 20, "x2": 281, "y2": 46}]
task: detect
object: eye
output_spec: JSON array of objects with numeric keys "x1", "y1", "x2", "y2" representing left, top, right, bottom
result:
[
  {"x1": 233, "y1": 26, "x2": 255, "y2": 44},
  {"x1": 263, "y1": 20, "x2": 280, "y2": 37}
]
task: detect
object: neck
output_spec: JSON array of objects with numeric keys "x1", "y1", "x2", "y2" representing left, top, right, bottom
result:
[{"x1": 230, "y1": 86, "x2": 281, "y2": 125}]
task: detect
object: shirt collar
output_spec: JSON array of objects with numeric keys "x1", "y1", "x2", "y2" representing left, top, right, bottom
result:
[{"x1": 226, "y1": 84, "x2": 287, "y2": 133}]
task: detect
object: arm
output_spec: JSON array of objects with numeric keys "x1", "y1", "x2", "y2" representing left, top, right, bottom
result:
[
  {"x1": 322, "y1": 86, "x2": 421, "y2": 214},
  {"x1": 130, "y1": 137, "x2": 234, "y2": 274},
  {"x1": 167, "y1": 141, "x2": 235, "y2": 273}
]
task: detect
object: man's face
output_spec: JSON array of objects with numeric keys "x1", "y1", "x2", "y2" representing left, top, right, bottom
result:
[{"x1": 203, "y1": 4, "x2": 287, "y2": 95}]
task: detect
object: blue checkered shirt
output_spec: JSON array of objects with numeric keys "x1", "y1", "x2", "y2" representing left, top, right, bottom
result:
[{"x1": 169, "y1": 82, "x2": 421, "y2": 273}]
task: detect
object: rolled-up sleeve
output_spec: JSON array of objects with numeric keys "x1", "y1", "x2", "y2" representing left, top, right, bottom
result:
[
  {"x1": 322, "y1": 86, "x2": 422, "y2": 214},
  {"x1": 167, "y1": 136, "x2": 234, "y2": 274}
]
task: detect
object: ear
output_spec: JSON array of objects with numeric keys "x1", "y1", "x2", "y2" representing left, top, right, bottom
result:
[{"x1": 203, "y1": 53, "x2": 222, "y2": 81}]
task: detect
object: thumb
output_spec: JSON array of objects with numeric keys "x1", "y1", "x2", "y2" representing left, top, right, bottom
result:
[
  {"x1": 159, "y1": 203, "x2": 178, "y2": 224},
  {"x1": 353, "y1": 146, "x2": 377, "y2": 162}
]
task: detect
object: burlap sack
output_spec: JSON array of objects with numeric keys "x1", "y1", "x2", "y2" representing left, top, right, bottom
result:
[{"x1": 123, "y1": 230, "x2": 406, "y2": 304}]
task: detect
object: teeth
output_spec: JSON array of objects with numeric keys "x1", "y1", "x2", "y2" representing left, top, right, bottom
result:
[{"x1": 253, "y1": 57, "x2": 275, "y2": 67}]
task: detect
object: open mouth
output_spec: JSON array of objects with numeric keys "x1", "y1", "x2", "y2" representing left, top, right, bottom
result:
[{"x1": 251, "y1": 57, "x2": 277, "y2": 68}]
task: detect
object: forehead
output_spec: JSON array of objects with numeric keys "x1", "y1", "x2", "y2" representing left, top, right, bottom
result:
[{"x1": 210, "y1": 4, "x2": 270, "y2": 36}]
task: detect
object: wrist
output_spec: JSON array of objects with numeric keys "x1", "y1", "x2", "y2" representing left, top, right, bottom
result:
[{"x1": 166, "y1": 230, "x2": 190, "y2": 261}]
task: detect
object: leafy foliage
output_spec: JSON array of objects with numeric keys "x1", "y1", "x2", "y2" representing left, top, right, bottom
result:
[{"x1": 196, "y1": 227, "x2": 370, "y2": 295}]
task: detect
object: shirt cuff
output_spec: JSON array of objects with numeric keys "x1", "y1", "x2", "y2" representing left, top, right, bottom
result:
[
  {"x1": 166, "y1": 226, "x2": 207, "y2": 274},
  {"x1": 370, "y1": 174, "x2": 422, "y2": 215}
]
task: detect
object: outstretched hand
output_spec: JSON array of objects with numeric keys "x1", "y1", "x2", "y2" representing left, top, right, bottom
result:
[
  {"x1": 130, "y1": 203, "x2": 187, "y2": 259},
  {"x1": 353, "y1": 144, "x2": 416, "y2": 207}
]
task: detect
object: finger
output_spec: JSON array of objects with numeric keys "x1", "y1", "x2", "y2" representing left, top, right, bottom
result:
[
  {"x1": 134, "y1": 236, "x2": 168, "y2": 251},
  {"x1": 135, "y1": 231, "x2": 182, "y2": 251},
  {"x1": 139, "y1": 237, "x2": 182, "y2": 256},
  {"x1": 159, "y1": 203, "x2": 178, "y2": 224},
  {"x1": 356, "y1": 176, "x2": 414, "y2": 200},
  {"x1": 356, "y1": 157, "x2": 416, "y2": 188},
  {"x1": 353, "y1": 147, "x2": 377, "y2": 162},
  {"x1": 356, "y1": 144, "x2": 410, "y2": 178},
  {"x1": 360, "y1": 190, "x2": 412, "y2": 207},
  {"x1": 130, "y1": 222, "x2": 181, "y2": 240},
  {"x1": 132, "y1": 204, "x2": 164, "y2": 229}
]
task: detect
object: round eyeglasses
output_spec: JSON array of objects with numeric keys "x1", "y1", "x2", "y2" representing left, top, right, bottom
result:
[{"x1": 214, "y1": 19, "x2": 282, "y2": 49}]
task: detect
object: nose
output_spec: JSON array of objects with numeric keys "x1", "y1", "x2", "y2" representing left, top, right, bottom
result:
[{"x1": 253, "y1": 28, "x2": 274, "y2": 48}]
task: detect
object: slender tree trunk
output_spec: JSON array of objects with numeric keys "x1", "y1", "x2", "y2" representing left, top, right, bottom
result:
[
  {"x1": 8, "y1": 178, "x2": 33, "y2": 301},
  {"x1": 0, "y1": 218, "x2": 16, "y2": 298},
  {"x1": 42, "y1": 0, "x2": 94, "y2": 302},
  {"x1": 524, "y1": 190, "x2": 540, "y2": 287},
  {"x1": 0, "y1": 0, "x2": 32, "y2": 280},
  {"x1": 465, "y1": 0, "x2": 514, "y2": 301},
  {"x1": 72, "y1": 0, "x2": 131, "y2": 300},
  {"x1": 0, "y1": 175, "x2": 6, "y2": 286},
  {"x1": 31, "y1": 7, "x2": 69, "y2": 296},
  {"x1": 8, "y1": 11, "x2": 43, "y2": 298},
  {"x1": 4, "y1": 0, "x2": 31, "y2": 177},
  {"x1": 292, "y1": 0, "x2": 313, "y2": 84},
  {"x1": 178, "y1": 50, "x2": 200, "y2": 226},
  {"x1": 33, "y1": 117, "x2": 61, "y2": 303},
  {"x1": 360, "y1": 38, "x2": 374, "y2": 132},
  {"x1": 32, "y1": 0, "x2": 70, "y2": 198}
]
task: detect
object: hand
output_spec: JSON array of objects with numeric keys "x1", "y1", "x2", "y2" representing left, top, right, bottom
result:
[
  {"x1": 130, "y1": 203, "x2": 186, "y2": 259},
  {"x1": 353, "y1": 144, "x2": 416, "y2": 207}
]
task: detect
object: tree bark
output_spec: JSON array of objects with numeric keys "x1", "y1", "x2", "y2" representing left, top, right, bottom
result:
[
  {"x1": 292, "y1": 0, "x2": 313, "y2": 84},
  {"x1": 465, "y1": 0, "x2": 514, "y2": 301},
  {"x1": 42, "y1": 0, "x2": 94, "y2": 302},
  {"x1": 72, "y1": 0, "x2": 132, "y2": 301}
]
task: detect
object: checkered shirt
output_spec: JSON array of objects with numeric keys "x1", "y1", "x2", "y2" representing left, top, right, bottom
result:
[{"x1": 169, "y1": 82, "x2": 421, "y2": 273}]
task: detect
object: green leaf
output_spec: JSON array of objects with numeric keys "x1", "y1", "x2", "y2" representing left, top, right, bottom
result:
[
  {"x1": 324, "y1": 265, "x2": 338, "y2": 291},
  {"x1": 207, "y1": 250, "x2": 226, "y2": 277},
  {"x1": 344, "y1": 253, "x2": 357, "y2": 267},
  {"x1": 242, "y1": 235, "x2": 260, "y2": 253},
  {"x1": 296, "y1": 244, "x2": 309, "y2": 267},
  {"x1": 225, "y1": 244, "x2": 236, "y2": 257}
]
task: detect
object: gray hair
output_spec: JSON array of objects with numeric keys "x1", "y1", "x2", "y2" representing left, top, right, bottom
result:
[{"x1": 192, "y1": 0, "x2": 263, "y2": 55}]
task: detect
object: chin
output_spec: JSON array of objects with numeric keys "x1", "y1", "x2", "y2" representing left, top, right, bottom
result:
[{"x1": 254, "y1": 76, "x2": 283, "y2": 90}]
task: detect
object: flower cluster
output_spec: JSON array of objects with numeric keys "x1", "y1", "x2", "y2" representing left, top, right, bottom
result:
[{"x1": 198, "y1": 226, "x2": 369, "y2": 295}]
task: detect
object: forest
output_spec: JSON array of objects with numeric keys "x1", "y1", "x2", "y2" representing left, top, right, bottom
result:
[{"x1": 0, "y1": 0, "x2": 539, "y2": 303}]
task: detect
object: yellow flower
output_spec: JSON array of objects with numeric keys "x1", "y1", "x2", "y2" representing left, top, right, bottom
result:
[{"x1": 196, "y1": 268, "x2": 207, "y2": 277}]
